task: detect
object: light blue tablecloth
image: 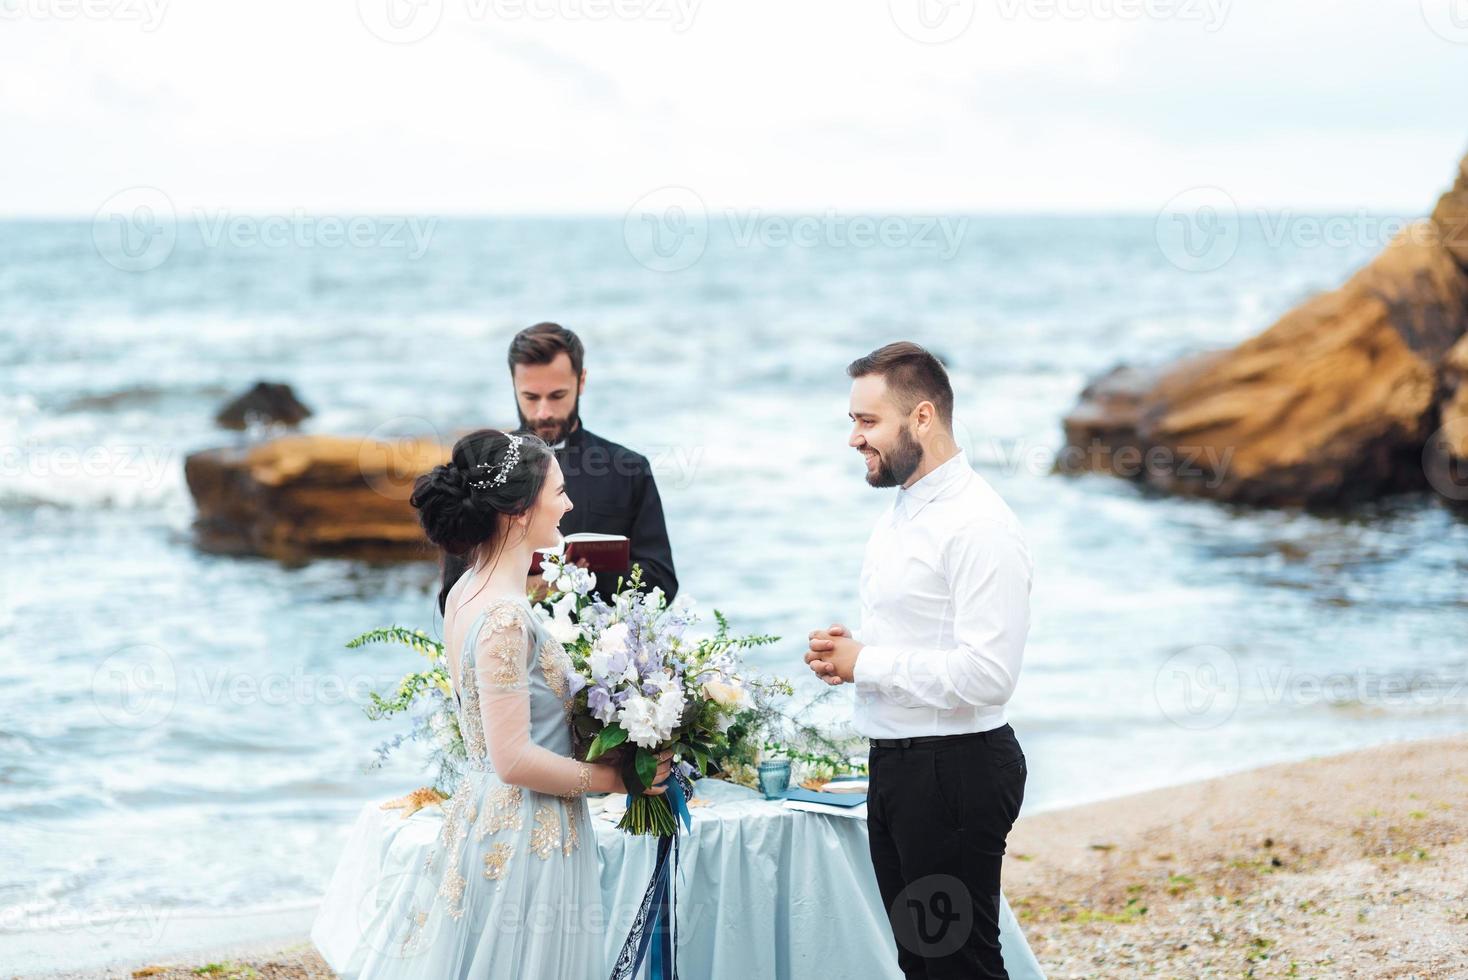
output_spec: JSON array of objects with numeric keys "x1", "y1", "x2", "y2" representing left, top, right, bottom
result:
[
  {"x1": 596, "y1": 778, "x2": 1044, "y2": 979},
  {"x1": 312, "y1": 779, "x2": 1045, "y2": 979}
]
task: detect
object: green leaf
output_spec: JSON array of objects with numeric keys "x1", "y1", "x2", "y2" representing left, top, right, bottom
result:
[
  {"x1": 586, "y1": 724, "x2": 628, "y2": 761},
  {"x1": 635, "y1": 746, "x2": 658, "y2": 791}
]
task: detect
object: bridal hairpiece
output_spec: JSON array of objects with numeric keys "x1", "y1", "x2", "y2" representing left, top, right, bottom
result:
[{"x1": 468, "y1": 434, "x2": 523, "y2": 491}]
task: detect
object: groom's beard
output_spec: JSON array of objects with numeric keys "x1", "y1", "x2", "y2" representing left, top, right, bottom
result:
[
  {"x1": 867, "y1": 425, "x2": 923, "y2": 488},
  {"x1": 518, "y1": 397, "x2": 581, "y2": 447}
]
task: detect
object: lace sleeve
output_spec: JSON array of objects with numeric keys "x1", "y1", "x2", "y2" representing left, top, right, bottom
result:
[{"x1": 474, "y1": 603, "x2": 597, "y2": 799}]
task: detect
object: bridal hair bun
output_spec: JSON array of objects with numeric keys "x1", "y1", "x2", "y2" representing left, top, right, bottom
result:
[{"x1": 409, "y1": 428, "x2": 553, "y2": 557}]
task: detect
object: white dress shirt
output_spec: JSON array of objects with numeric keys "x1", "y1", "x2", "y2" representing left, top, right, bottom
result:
[{"x1": 852, "y1": 449, "x2": 1033, "y2": 739}]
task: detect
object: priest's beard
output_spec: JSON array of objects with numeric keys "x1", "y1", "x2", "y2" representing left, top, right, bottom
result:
[
  {"x1": 518, "y1": 394, "x2": 581, "y2": 447},
  {"x1": 868, "y1": 425, "x2": 924, "y2": 488}
]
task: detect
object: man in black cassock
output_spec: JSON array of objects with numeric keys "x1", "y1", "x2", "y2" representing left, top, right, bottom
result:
[{"x1": 440, "y1": 322, "x2": 677, "y2": 608}]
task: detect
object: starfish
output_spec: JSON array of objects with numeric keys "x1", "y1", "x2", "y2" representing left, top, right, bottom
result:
[{"x1": 380, "y1": 786, "x2": 447, "y2": 819}]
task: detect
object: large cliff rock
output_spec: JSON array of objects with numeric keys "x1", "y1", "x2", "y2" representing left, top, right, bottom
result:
[
  {"x1": 184, "y1": 435, "x2": 448, "y2": 559},
  {"x1": 1060, "y1": 152, "x2": 1468, "y2": 508}
]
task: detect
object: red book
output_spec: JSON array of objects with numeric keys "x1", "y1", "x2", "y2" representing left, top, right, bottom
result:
[{"x1": 531, "y1": 533, "x2": 630, "y2": 575}]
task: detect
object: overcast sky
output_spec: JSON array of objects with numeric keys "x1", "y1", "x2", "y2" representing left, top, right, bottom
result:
[{"x1": 4, "y1": 0, "x2": 1465, "y2": 215}]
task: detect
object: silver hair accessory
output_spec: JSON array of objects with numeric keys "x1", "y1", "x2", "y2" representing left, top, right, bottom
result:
[{"x1": 468, "y1": 435, "x2": 523, "y2": 491}]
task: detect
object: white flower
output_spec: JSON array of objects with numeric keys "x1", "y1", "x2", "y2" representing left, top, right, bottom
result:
[
  {"x1": 541, "y1": 563, "x2": 560, "y2": 584},
  {"x1": 595, "y1": 622, "x2": 631, "y2": 656},
  {"x1": 619, "y1": 694, "x2": 664, "y2": 748},
  {"x1": 569, "y1": 566, "x2": 595, "y2": 596},
  {"x1": 654, "y1": 689, "x2": 685, "y2": 733}
]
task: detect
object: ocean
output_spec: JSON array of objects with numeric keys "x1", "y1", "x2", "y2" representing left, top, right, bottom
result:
[{"x1": 3, "y1": 213, "x2": 1465, "y2": 931}]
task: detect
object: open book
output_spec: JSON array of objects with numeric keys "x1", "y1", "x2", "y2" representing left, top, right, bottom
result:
[{"x1": 532, "y1": 532, "x2": 630, "y2": 575}]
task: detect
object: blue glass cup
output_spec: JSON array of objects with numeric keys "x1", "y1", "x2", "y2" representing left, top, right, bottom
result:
[{"x1": 757, "y1": 759, "x2": 791, "y2": 799}]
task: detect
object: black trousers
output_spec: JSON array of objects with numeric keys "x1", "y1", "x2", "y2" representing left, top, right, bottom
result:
[{"x1": 867, "y1": 725, "x2": 1027, "y2": 979}]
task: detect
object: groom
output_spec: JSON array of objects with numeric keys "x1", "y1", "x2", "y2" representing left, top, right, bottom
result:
[{"x1": 805, "y1": 342, "x2": 1032, "y2": 979}]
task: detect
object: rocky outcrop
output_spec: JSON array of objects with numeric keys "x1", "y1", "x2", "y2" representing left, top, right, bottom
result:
[
  {"x1": 215, "y1": 381, "x2": 312, "y2": 430},
  {"x1": 184, "y1": 435, "x2": 448, "y2": 559},
  {"x1": 1060, "y1": 152, "x2": 1468, "y2": 508}
]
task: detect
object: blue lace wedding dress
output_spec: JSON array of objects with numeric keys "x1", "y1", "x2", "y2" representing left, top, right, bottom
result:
[{"x1": 343, "y1": 593, "x2": 604, "y2": 980}]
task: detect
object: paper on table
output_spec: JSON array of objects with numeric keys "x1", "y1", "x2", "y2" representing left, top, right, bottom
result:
[{"x1": 782, "y1": 798, "x2": 869, "y2": 820}]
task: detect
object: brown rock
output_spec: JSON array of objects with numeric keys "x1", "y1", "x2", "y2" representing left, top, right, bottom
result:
[
  {"x1": 1060, "y1": 152, "x2": 1468, "y2": 508},
  {"x1": 215, "y1": 381, "x2": 313, "y2": 430},
  {"x1": 184, "y1": 434, "x2": 448, "y2": 559},
  {"x1": 1426, "y1": 334, "x2": 1468, "y2": 502}
]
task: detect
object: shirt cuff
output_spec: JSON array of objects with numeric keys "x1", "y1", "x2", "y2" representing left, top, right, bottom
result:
[{"x1": 853, "y1": 644, "x2": 899, "y2": 690}]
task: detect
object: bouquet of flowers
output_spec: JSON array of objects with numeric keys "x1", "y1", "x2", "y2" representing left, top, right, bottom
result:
[
  {"x1": 347, "y1": 563, "x2": 869, "y2": 830},
  {"x1": 535, "y1": 553, "x2": 789, "y2": 835}
]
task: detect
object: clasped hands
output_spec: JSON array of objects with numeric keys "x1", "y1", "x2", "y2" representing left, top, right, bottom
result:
[{"x1": 804, "y1": 623, "x2": 863, "y2": 686}]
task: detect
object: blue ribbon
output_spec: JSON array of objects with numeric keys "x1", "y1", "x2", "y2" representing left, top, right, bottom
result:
[{"x1": 609, "y1": 773, "x2": 693, "y2": 980}]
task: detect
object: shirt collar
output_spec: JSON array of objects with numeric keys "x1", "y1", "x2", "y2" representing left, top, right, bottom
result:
[{"x1": 896, "y1": 450, "x2": 971, "y2": 519}]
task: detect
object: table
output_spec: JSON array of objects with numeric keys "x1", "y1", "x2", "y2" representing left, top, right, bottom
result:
[{"x1": 312, "y1": 778, "x2": 1045, "y2": 979}]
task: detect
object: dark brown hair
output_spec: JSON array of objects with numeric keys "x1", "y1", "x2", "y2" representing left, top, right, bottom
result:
[
  {"x1": 409, "y1": 429, "x2": 554, "y2": 612},
  {"x1": 507, "y1": 322, "x2": 585, "y2": 377},
  {"x1": 847, "y1": 341, "x2": 954, "y2": 426}
]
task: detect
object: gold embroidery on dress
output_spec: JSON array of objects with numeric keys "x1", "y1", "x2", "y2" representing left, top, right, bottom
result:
[
  {"x1": 437, "y1": 866, "x2": 466, "y2": 920},
  {"x1": 562, "y1": 762, "x2": 592, "y2": 801},
  {"x1": 475, "y1": 784, "x2": 524, "y2": 840},
  {"x1": 400, "y1": 908, "x2": 429, "y2": 955},
  {"x1": 562, "y1": 800, "x2": 580, "y2": 856},
  {"x1": 539, "y1": 637, "x2": 570, "y2": 697},
  {"x1": 480, "y1": 601, "x2": 529, "y2": 691},
  {"x1": 483, "y1": 841, "x2": 513, "y2": 881},
  {"x1": 529, "y1": 803, "x2": 561, "y2": 860},
  {"x1": 458, "y1": 667, "x2": 488, "y2": 761}
]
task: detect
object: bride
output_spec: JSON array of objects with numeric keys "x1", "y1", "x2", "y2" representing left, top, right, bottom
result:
[{"x1": 341, "y1": 428, "x2": 671, "y2": 979}]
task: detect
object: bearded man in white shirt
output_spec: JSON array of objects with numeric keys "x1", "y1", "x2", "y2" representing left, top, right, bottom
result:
[{"x1": 806, "y1": 341, "x2": 1033, "y2": 980}]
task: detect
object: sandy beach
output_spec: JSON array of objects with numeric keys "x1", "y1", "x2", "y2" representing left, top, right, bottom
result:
[{"x1": 12, "y1": 735, "x2": 1466, "y2": 980}]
